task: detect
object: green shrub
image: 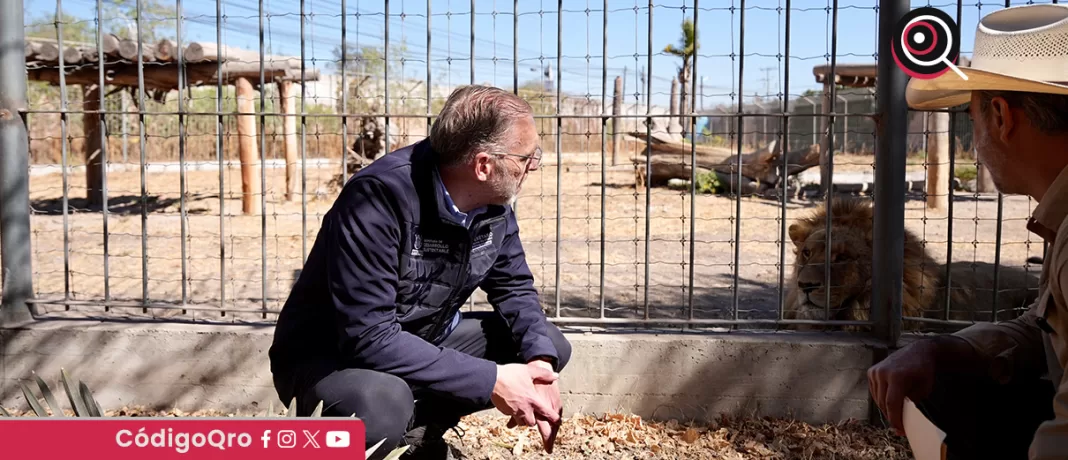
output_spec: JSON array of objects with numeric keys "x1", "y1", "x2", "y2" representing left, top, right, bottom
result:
[
  {"x1": 695, "y1": 170, "x2": 722, "y2": 194},
  {"x1": 2, "y1": 369, "x2": 408, "y2": 460},
  {"x1": 955, "y1": 164, "x2": 978, "y2": 183}
]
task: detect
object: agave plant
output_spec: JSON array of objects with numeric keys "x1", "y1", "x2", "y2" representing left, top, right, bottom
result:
[
  {"x1": 2, "y1": 369, "x2": 410, "y2": 460},
  {"x1": 0, "y1": 368, "x2": 103, "y2": 417}
]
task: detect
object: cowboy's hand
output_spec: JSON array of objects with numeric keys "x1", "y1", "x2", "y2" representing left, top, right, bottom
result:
[
  {"x1": 868, "y1": 337, "x2": 970, "y2": 435},
  {"x1": 491, "y1": 363, "x2": 560, "y2": 429}
]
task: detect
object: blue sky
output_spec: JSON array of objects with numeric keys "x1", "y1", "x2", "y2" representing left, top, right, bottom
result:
[{"x1": 24, "y1": 0, "x2": 1042, "y2": 109}]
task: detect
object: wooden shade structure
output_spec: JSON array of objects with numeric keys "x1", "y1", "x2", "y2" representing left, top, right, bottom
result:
[
  {"x1": 810, "y1": 57, "x2": 981, "y2": 210},
  {"x1": 25, "y1": 34, "x2": 321, "y2": 214}
]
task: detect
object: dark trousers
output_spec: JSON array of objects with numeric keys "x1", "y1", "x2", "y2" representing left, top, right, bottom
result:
[
  {"x1": 271, "y1": 311, "x2": 572, "y2": 456},
  {"x1": 913, "y1": 370, "x2": 1055, "y2": 460}
]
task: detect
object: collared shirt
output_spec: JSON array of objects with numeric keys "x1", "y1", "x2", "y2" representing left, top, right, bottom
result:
[
  {"x1": 953, "y1": 164, "x2": 1068, "y2": 459},
  {"x1": 437, "y1": 170, "x2": 471, "y2": 228},
  {"x1": 434, "y1": 168, "x2": 486, "y2": 336}
]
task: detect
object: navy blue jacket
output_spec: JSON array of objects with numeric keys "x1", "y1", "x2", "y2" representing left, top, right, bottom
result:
[{"x1": 268, "y1": 139, "x2": 559, "y2": 407}]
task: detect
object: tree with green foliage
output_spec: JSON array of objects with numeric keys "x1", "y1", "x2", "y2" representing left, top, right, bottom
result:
[
  {"x1": 100, "y1": 0, "x2": 176, "y2": 43},
  {"x1": 25, "y1": 10, "x2": 93, "y2": 42}
]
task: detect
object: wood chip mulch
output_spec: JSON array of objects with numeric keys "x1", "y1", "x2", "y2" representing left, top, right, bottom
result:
[{"x1": 443, "y1": 412, "x2": 913, "y2": 460}]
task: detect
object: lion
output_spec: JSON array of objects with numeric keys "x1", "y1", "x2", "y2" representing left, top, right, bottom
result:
[{"x1": 782, "y1": 196, "x2": 1042, "y2": 331}]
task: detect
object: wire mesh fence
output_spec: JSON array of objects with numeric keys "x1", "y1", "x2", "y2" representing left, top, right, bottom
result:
[{"x1": 2, "y1": 0, "x2": 1049, "y2": 340}]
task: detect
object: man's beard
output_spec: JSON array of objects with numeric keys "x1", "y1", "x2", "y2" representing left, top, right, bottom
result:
[{"x1": 490, "y1": 169, "x2": 523, "y2": 207}]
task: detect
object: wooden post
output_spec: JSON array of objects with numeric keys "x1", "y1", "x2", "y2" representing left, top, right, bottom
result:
[
  {"x1": 820, "y1": 81, "x2": 833, "y2": 196},
  {"x1": 279, "y1": 80, "x2": 299, "y2": 202},
  {"x1": 925, "y1": 111, "x2": 949, "y2": 211},
  {"x1": 83, "y1": 84, "x2": 103, "y2": 208},
  {"x1": 976, "y1": 163, "x2": 997, "y2": 193},
  {"x1": 612, "y1": 76, "x2": 622, "y2": 166},
  {"x1": 668, "y1": 77, "x2": 680, "y2": 136},
  {"x1": 235, "y1": 77, "x2": 260, "y2": 215}
]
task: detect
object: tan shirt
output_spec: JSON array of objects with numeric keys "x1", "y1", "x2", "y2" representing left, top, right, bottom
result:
[{"x1": 953, "y1": 165, "x2": 1068, "y2": 459}]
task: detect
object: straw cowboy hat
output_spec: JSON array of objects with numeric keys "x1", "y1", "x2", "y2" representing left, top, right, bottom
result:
[{"x1": 906, "y1": 3, "x2": 1068, "y2": 110}]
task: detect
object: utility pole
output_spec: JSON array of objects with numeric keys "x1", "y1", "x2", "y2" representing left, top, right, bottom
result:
[{"x1": 759, "y1": 67, "x2": 775, "y2": 99}]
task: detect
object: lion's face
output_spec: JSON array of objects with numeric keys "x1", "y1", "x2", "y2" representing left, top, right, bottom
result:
[{"x1": 787, "y1": 224, "x2": 872, "y2": 321}]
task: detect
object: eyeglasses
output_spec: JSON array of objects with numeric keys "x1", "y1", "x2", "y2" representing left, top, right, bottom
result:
[{"x1": 492, "y1": 146, "x2": 542, "y2": 169}]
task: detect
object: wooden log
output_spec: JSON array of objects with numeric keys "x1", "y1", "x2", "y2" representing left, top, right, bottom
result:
[
  {"x1": 82, "y1": 47, "x2": 99, "y2": 63},
  {"x1": 279, "y1": 80, "x2": 299, "y2": 202},
  {"x1": 712, "y1": 140, "x2": 780, "y2": 184},
  {"x1": 184, "y1": 42, "x2": 302, "y2": 68},
  {"x1": 102, "y1": 34, "x2": 121, "y2": 56},
  {"x1": 26, "y1": 61, "x2": 299, "y2": 93},
  {"x1": 25, "y1": 41, "x2": 34, "y2": 57},
  {"x1": 118, "y1": 39, "x2": 137, "y2": 60},
  {"x1": 83, "y1": 84, "x2": 104, "y2": 208},
  {"x1": 781, "y1": 144, "x2": 822, "y2": 176},
  {"x1": 61, "y1": 46, "x2": 82, "y2": 65},
  {"x1": 155, "y1": 39, "x2": 176, "y2": 62},
  {"x1": 925, "y1": 111, "x2": 950, "y2": 210},
  {"x1": 35, "y1": 42, "x2": 60, "y2": 62},
  {"x1": 626, "y1": 131, "x2": 731, "y2": 161},
  {"x1": 119, "y1": 38, "x2": 156, "y2": 62},
  {"x1": 633, "y1": 155, "x2": 762, "y2": 196},
  {"x1": 632, "y1": 155, "x2": 711, "y2": 188},
  {"x1": 235, "y1": 77, "x2": 260, "y2": 215},
  {"x1": 183, "y1": 42, "x2": 225, "y2": 62}
]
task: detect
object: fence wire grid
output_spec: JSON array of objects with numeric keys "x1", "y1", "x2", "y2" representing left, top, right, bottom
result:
[{"x1": 2, "y1": 0, "x2": 1052, "y2": 341}]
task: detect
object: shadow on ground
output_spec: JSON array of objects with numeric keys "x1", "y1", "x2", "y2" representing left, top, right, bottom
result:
[{"x1": 30, "y1": 194, "x2": 219, "y2": 215}]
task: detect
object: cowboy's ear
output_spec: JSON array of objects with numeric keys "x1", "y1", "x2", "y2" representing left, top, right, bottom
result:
[{"x1": 988, "y1": 96, "x2": 1016, "y2": 143}]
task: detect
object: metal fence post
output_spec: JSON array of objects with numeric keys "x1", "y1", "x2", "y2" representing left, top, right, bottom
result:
[
  {"x1": 0, "y1": 0, "x2": 35, "y2": 325},
  {"x1": 873, "y1": 0, "x2": 909, "y2": 348}
]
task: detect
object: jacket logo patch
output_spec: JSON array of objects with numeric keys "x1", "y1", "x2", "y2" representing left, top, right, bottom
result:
[
  {"x1": 411, "y1": 233, "x2": 451, "y2": 256},
  {"x1": 472, "y1": 230, "x2": 494, "y2": 252}
]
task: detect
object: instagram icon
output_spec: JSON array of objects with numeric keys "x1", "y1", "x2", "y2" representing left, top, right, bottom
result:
[{"x1": 277, "y1": 430, "x2": 297, "y2": 449}]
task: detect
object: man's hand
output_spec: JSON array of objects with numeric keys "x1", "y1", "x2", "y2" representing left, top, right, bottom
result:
[
  {"x1": 525, "y1": 359, "x2": 562, "y2": 453},
  {"x1": 492, "y1": 363, "x2": 561, "y2": 431},
  {"x1": 868, "y1": 336, "x2": 983, "y2": 435}
]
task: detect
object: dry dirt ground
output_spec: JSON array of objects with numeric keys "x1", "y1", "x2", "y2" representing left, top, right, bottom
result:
[
  {"x1": 15, "y1": 149, "x2": 1043, "y2": 327},
  {"x1": 0, "y1": 405, "x2": 913, "y2": 460}
]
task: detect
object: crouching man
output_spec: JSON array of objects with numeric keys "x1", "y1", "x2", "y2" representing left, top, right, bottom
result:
[
  {"x1": 868, "y1": 4, "x2": 1068, "y2": 459},
  {"x1": 268, "y1": 84, "x2": 571, "y2": 460}
]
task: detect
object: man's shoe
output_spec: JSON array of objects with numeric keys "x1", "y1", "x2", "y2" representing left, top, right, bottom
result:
[
  {"x1": 399, "y1": 437, "x2": 462, "y2": 460},
  {"x1": 400, "y1": 424, "x2": 464, "y2": 460}
]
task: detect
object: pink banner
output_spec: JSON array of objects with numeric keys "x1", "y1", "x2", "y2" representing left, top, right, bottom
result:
[{"x1": 0, "y1": 418, "x2": 367, "y2": 459}]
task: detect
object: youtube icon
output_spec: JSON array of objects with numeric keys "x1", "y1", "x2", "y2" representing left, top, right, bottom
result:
[{"x1": 326, "y1": 431, "x2": 350, "y2": 448}]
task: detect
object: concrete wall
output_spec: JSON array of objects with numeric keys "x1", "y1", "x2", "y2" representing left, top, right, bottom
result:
[{"x1": 0, "y1": 320, "x2": 876, "y2": 424}]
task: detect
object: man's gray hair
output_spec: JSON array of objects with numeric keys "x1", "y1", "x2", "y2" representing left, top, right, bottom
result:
[
  {"x1": 429, "y1": 84, "x2": 533, "y2": 166},
  {"x1": 977, "y1": 90, "x2": 1068, "y2": 135}
]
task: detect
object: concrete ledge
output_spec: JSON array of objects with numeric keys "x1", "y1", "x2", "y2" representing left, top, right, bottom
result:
[{"x1": 1, "y1": 319, "x2": 876, "y2": 424}]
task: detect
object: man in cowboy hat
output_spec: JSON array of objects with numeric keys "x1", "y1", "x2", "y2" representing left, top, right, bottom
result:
[{"x1": 868, "y1": 3, "x2": 1068, "y2": 459}]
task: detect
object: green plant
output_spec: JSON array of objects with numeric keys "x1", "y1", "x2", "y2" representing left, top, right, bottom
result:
[
  {"x1": 695, "y1": 170, "x2": 722, "y2": 194},
  {"x1": 955, "y1": 164, "x2": 978, "y2": 183},
  {"x1": 2, "y1": 369, "x2": 409, "y2": 460}
]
